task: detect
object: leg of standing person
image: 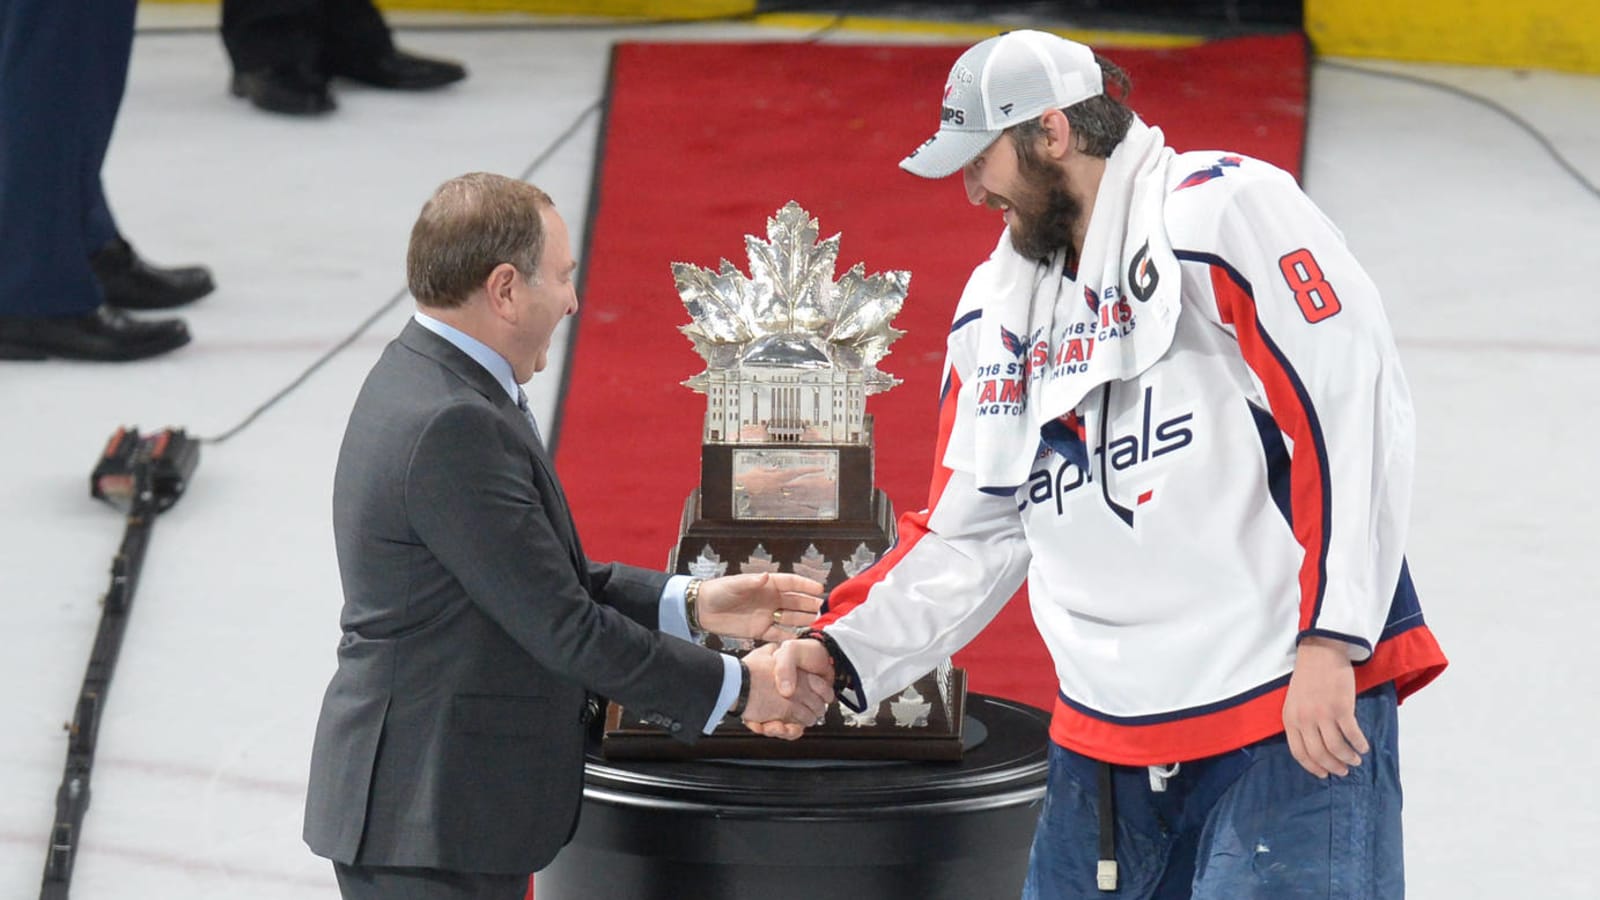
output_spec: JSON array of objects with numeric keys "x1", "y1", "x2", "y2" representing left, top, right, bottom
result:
[
  {"x1": 223, "y1": 0, "x2": 336, "y2": 115},
  {"x1": 320, "y1": 0, "x2": 467, "y2": 92},
  {"x1": 332, "y1": 863, "x2": 526, "y2": 900},
  {"x1": 86, "y1": 189, "x2": 217, "y2": 311},
  {"x1": 1021, "y1": 685, "x2": 1402, "y2": 899},
  {"x1": 0, "y1": 0, "x2": 190, "y2": 361},
  {"x1": 1022, "y1": 744, "x2": 1177, "y2": 899},
  {"x1": 76, "y1": 5, "x2": 214, "y2": 311},
  {"x1": 1189, "y1": 684, "x2": 1405, "y2": 899}
]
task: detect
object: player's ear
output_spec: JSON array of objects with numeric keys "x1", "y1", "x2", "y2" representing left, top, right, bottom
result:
[{"x1": 1038, "y1": 108, "x2": 1074, "y2": 160}]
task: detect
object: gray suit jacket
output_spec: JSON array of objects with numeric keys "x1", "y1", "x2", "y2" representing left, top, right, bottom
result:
[{"x1": 303, "y1": 320, "x2": 724, "y2": 874}]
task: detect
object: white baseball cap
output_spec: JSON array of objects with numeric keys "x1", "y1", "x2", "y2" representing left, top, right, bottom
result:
[{"x1": 900, "y1": 30, "x2": 1104, "y2": 179}]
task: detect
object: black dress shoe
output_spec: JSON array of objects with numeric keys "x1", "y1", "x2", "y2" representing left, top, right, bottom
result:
[
  {"x1": 0, "y1": 306, "x2": 190, "y2": 362},
  {"x1": 91, "y1": 238, "x2": 215, "y2": 310},
  {"x1": 230, "y1": 65, "x2": 335, "y2": 116},
  {"x1": 329, "y1": 49, "x2": 466, "y2": 91}
]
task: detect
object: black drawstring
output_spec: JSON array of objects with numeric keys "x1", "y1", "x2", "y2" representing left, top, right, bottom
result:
[{"x1": 1097, "y1": 762, "x2": 1118, "y2": 891}]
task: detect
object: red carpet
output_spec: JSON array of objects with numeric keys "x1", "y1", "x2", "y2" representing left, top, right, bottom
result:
[{"x1": 556, "y1": 35, "x2": 1308, "y2": 713}]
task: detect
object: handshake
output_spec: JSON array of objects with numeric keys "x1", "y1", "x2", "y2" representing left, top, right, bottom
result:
[
  {"x1": 739, "y1": 639, "x2": 839, "y2": 740},
  {"x1": 690, "y1": 571, "x2": 842, "y2": 741}
]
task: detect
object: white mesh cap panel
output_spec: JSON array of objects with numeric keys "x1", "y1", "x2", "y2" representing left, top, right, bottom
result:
[{"x1": 900, "y1": 30, "x2": 1105, "y2": 179}]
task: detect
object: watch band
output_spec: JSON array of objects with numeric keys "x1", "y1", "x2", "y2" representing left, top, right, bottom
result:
[
  {"x1": 684, "y1": 577, "x2": 705, "y2": 632},
  {"x1": 728, "y1": 659, "x2": 752, "y2": 718}
]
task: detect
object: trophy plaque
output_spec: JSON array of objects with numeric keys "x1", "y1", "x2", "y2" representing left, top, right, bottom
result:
[{"x1": 602, "y1": 202, "x2": 968, "y2": 761}]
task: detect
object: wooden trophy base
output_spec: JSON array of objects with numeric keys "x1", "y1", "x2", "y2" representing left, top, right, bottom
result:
[
  {"x1": 667, "y1": 486, "x2": 896, "y2": 587},
  {"x1": 602, "y1": 668, "x2": 967, "y2": 762}
]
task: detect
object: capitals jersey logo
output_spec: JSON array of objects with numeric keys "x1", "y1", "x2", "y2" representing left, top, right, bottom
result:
[
  {"x1": 1176, "y1": 155, "x2": 1242, "y2": 190},
  {"x1": 999, "y1": 324, "x2": 1043, "y2": 362},
  {"x1": 1021, "y1": 386, "x2": 1195, "y2": 527},
  {"x1": 977, "y1": 325, "x2": 1042, "y2": 417}
]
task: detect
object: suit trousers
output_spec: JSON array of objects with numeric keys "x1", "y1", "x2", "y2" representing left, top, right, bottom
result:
[
  {"x1": 333, "y1": 862, "x2": 527, "y2": 900},
  {"x1": 0, "y1": 0, "x2": 132, "y2": 316},
  {"x1": 221, "y1": 0, "x2": 393, "y2": 73}
]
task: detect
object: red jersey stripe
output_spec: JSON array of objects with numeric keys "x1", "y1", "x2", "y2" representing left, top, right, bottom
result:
[
  {"x1": 818, "y1": 365, "x2": 964, "y2": 626},
  {"x1": 1209, "y1": 264, "x2": 1332, "y2": 633},
  {"x1": 1048, "y1": 624, "x2": 1448, "y2": 765}
]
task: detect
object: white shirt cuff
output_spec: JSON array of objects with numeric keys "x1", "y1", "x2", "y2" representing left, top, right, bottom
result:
[
  {"x1": 661, "y1": 575, "x2": 739, "y2": 733},
  {"x1": 659, "y1": 574, "x2": 693, "y2": 640},
  {"x1": 704, "y1": 654, "x2": 742, "y2": 734}
]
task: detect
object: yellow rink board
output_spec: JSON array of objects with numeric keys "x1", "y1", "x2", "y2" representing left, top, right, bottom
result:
[{"x1": 1306, "y1": 0, "x2": 1600, "y2": 73}]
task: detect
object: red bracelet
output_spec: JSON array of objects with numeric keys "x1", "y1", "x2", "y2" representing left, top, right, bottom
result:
[{"x1": 800, "y1": 630, "x2": 854, "y2": 696}]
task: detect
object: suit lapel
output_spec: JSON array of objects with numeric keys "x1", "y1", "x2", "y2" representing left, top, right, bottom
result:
[
  {"x1": 398, "y1": 321, "x2": 587, "y2": 576},
  {"x1": 398, "y1": 319, "x2": 504, "y2": 404},
  {"x1": 399, "y1": 320, "x2": 553, "y2": 463}
]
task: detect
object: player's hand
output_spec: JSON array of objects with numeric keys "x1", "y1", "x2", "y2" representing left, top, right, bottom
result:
[
  {"x1": 1282, "y1": 636, "x2": 1369, "y2": 778},
  {"x1": 739, "y1": 643, "x2": 833, "y2": 740},
  {"x1": 742, "y1": 638, "x2": 837, "y2": 739}
]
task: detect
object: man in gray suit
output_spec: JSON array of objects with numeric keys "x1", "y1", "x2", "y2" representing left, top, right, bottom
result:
[{"x1": 304, "y1": 172, "x2": 833, "y2": 899}]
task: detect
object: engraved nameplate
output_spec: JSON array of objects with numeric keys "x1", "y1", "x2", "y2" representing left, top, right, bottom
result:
[{"x1": 731, "y1": 448, "x2": 840, "y2": 520}]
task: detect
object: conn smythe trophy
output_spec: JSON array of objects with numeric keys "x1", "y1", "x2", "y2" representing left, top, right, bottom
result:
[{"x1": 602, "y1": 202, "x2": 967, "y2": 761}]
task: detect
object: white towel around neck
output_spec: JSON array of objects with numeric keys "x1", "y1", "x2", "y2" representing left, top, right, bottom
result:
[{"x1": 969, "y1": 118, "x2": 1183, "y2": 490}]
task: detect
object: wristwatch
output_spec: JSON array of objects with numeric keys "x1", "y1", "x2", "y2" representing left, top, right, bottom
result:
[
  {"x1": 684, "y1": 577, "x2": 705, "y2": 632},
  {"x1": 728, "y1": 659, "x2": 752, "y2": 718}
]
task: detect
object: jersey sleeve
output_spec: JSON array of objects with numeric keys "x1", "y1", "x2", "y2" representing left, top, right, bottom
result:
[
  {"x1": 818, "y1": 301, "x2": 1033, "y2": 706},
  {"x1": 1199, "y1": 170, "x2": 1416, "y2": 660}
]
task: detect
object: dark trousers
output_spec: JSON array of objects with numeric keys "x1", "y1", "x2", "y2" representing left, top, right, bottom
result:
[
  {"x1": 333, "y1": 862, "x2": 527, "y2": 900},
  {"x1": 221, "y1": 0, "x2": 393, "y2": 74},
  {"x1": 0, "y1": 0, "x2": 132, "y2": 316},
  {"x1": 1022, "y1": 683, "x2": 1403, "y2": 899}
]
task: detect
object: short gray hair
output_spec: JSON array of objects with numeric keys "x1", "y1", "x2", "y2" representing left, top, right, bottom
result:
[{"x1": 406, "y1": 173, "x2": 552, "y2": 309}]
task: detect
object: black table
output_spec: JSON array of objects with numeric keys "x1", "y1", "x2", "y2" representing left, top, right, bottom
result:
[{"x1": 538, "y1": 694, "x2": 1050, "y2": 900}]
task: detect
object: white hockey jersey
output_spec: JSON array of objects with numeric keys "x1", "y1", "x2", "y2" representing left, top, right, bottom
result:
[{"x1": 818, "y1": 151, "x2": 1446, "y2": 766}]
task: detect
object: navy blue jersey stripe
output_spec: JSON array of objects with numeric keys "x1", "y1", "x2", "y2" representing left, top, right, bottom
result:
[
  {"x1": 1057, "y1": 673, "x2": 1293, "y2": 726},
  {"x1": 1175, "y1": 250, "x2": 1250, "y2": 293},
  {"x1": 1378, "y1": 558, "x2": 1427, "y2": 643},
  {"x1": 1247, "y1": 400, "x2": 1292, "y2": 525}
]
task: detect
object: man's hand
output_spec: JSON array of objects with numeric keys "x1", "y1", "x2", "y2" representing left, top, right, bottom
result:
[
  {"x1": 696, "y1": 572, "x2": 825, "y2": 642},
  {"x1": 1282, "y1": 636, "x2": 1369, "y2": 778},
  {"x1": 739, "y1": 643, "x2": 833, "y2": 740},
  {"x1": 743, "y1": 638, "x2": 837, "y2": 739}
]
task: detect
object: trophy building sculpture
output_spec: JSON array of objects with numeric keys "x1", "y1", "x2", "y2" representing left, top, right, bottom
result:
[{"x1": 603, "y1": 202, "x2": 967, "y2": 760}]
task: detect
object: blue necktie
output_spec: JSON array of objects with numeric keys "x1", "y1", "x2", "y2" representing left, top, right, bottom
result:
[{"x1": 515, "y1": 387, "x2": 543, "y2": 444}]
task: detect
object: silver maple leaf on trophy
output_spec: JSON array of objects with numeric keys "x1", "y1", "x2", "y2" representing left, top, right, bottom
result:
[{"x1": 674, "y1": 201, "x2": 909, "y2": 447}]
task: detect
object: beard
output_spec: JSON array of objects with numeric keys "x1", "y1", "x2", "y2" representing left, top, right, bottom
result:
[{"x1": 1007, "y1": 155, "x2": 1082, "y2": 264}]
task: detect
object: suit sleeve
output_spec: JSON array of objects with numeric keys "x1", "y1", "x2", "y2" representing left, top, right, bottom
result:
[
  {"x1": 585, "y1": 560, "x2": 671, "y2": 628},
  {"x1": 1204, "y1": 172, "x2": 1415, "y2": 660},
  {"x1": 405, "y1": 401, "x2": 723, "y2": 739}
]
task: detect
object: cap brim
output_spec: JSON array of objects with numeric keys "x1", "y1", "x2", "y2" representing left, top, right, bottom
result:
[{"x1": 898, "y1": 129, "x2": 1002, "y2": 179}]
